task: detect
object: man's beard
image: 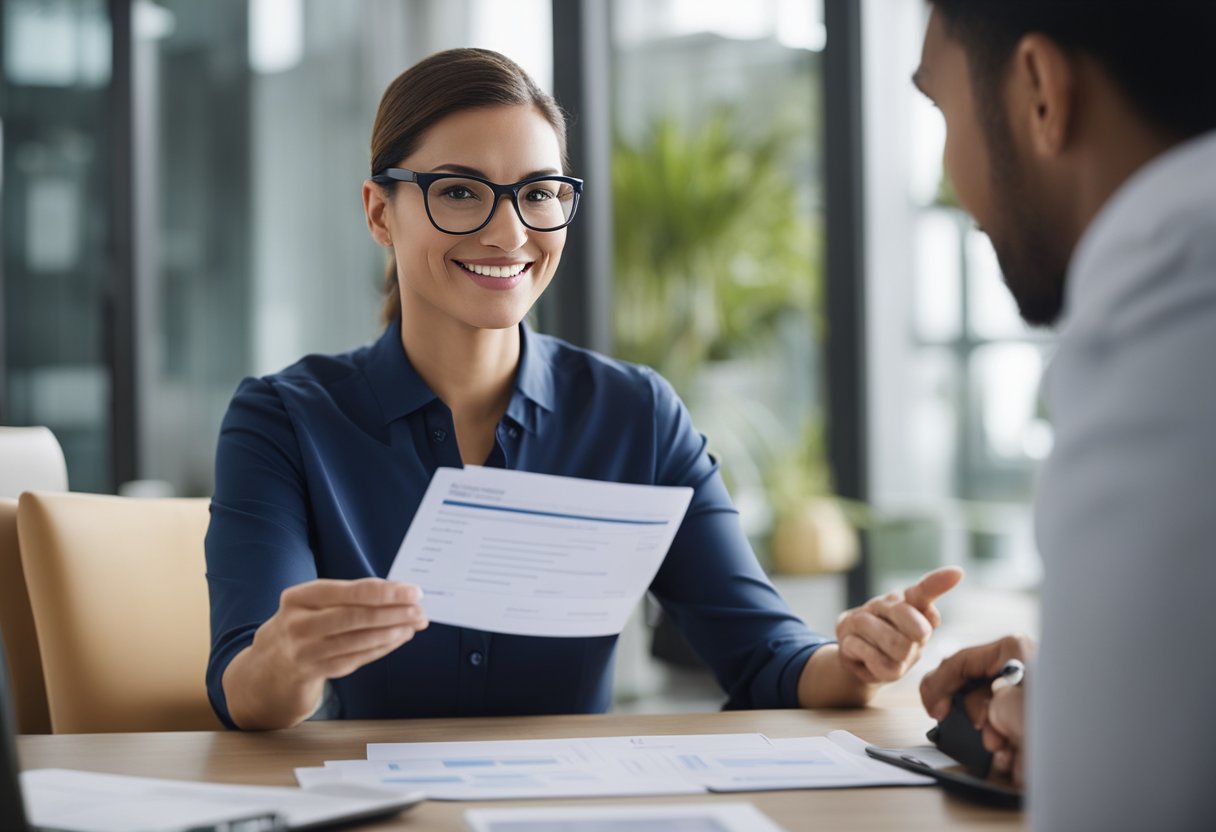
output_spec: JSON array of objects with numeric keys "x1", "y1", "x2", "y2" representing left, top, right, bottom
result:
[{"x1": 982, "y1": 107, "x2": 1070, "y2": 327}]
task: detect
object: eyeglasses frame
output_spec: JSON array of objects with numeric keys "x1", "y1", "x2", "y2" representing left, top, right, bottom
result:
[{"x1": 370, "y1": 167, "x2": 584, "y2": 235}]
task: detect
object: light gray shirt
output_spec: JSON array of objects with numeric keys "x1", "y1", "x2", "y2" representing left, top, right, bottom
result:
[{"x1": 1030, "y1": 130, "x2": 1216, "y2": 831}]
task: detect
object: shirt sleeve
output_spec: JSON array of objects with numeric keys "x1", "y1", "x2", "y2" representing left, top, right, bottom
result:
[
  {"x1": 205, "y1": 376, "x2": 318, "y2": 728},
  {"x1": 642, "y1": 369, "x2": 832, "y2": 709},
  {"x1": 1029, "y1": 244, "x2": 1216, "y2": 829}
]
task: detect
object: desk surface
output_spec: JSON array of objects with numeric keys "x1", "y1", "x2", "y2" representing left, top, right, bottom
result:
[{"x1": 18, "y1": 707, "x2": 1023, "y2": 831}]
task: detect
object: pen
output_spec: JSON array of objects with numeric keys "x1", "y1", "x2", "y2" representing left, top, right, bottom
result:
[{"x1": 958, "y1": 658, "x2": 1025, "y2": 697}]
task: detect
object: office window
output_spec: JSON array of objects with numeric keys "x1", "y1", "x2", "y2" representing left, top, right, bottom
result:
[
  {"x1": 133, "y1": 0, "x2": 553, "y2": 496},
  {"x1": 0, "y1": 0, "x2": 552, "y2": 495},
  {"x1": 0, "y1": 0, "x2": 114, "y2": 492},
  {"x1": 610, "y1": 0, "x2": 830, "y2": 573}
]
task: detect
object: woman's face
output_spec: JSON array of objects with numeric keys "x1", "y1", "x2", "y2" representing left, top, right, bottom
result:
[{"x1": 374, "y1": 103, "x2": 567, "y2": 333}]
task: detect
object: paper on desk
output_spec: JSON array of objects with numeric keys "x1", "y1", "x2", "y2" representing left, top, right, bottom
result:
[
  {"x1": 466, "y1": 802, "x2": 787, "y2": 832},
  {"x1": 385, "y1": 466, "x2": 693, "y2": 637},
  {"x1": 696, "y1": 731, "x2": 935, "y2": 792},
  {"x1": 22, "y1": 768, "x2": 422, "y2": 831},
  {"x1": 301, "y1": 734, "x2": 772, "y2": 801},
  {"x1": 365, "y1": 732, "x2": 776, "y2": 761},
  {"x1": 299, "y1": 731, "x2": 932, "y2": 801}
]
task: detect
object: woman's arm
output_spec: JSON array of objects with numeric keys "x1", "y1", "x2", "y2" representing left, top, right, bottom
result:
[{"x1": 206, "y1": 377, "x2": 427, "y2": 729}]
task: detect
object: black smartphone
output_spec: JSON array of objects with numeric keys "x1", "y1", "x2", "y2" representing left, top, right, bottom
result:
[
  {"x1": 926, "y1": 689, "x2": 994, "y2": 777},
  {"x1": 864, "y1": 745, "x2": 1023, "y2": 810}
]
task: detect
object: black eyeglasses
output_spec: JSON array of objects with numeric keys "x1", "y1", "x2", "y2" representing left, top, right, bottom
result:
[{"x1": 371, "y1": 168, "x2": 583, "y2": 235}]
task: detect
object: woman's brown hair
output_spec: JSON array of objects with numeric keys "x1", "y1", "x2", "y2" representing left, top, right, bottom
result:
[{"x1": 369, "y1": 48, "x2": 569, "y2": 326}]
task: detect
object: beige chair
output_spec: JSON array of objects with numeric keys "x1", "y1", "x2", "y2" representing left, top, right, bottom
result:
[
  {"x1": 0, "y1": 498, "x2": 52, "y2": 734},
  {"x1": 0, "y1": 427, "x2": 68, "y2": 499},
  {"x1": 0, "y1": 426, "x2": 67, "y2": 735},
  {"x1": 17, "y1": 491, "x2": 222, "y2": 732}
]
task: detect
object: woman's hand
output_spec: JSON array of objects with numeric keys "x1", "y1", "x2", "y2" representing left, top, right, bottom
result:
[
  {"x1": 836, "y1": 566, "x2": 964, "y2": 684},
  {"x1": 224, "y1": 578, "x2": 428, "y2": 729},
  {"x1": 799, "y1": 567, "x2": 963, "y2": 707}
]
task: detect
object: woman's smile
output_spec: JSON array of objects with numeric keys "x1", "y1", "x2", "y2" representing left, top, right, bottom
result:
[{"x1": 453, "y1": 258, "x2": 534, "y2": 290}]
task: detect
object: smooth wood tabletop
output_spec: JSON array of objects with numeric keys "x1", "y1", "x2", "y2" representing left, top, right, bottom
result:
[{"x1": 18, "y1": 707, "x2": 1024, "y2": 831}]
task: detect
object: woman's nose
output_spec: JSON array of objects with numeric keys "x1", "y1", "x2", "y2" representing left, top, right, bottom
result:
[{"x1": 477, "y1": 196, "x2": 529, "y2": 251}]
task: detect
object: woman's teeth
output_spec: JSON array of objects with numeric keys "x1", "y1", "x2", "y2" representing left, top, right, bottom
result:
[{"x1": 458, "y1": 261, "x2": 528, "y2": 278}]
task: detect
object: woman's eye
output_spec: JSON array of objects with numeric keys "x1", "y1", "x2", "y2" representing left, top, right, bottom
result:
[
  {"x1": 524, "y1": 188, "x2": 555, "y2": 202},
  {"x1": 439, "y1": 186, "x2": 476, "y2": 200}
]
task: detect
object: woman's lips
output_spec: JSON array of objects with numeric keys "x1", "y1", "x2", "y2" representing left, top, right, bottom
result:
[{"x1": 454, "y1": 259, "x2": 533, "y2": 290}]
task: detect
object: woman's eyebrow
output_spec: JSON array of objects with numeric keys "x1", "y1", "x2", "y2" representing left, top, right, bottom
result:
[{"x1": 432, "y1": 163, "x2": 563, "y2": 180}]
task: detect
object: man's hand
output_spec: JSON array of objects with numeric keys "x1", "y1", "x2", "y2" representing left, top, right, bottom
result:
[
  {"x1": 919, "y1": 634, "x2": 1036, "y2": 785},
  {"x1": 835, "y1": 566, "x2": 964, "y2": 684}
]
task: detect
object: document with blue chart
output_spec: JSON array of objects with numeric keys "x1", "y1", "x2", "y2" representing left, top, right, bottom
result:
[{"x1": 386, "y1": 466, "x2": 693, "y2": 637}]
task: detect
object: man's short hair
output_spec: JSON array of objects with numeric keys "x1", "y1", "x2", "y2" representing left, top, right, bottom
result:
[{"x1": 928, "y1": 0, "x2": 1216, "y2": 140}]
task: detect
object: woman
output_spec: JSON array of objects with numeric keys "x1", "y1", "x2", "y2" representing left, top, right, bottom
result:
[{"x1": 205, "y1": 48, "x2": 961, "y2": 730}]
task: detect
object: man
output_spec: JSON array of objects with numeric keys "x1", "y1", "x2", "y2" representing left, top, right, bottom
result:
[{"x1": 910, "y1": 1, "x2": 1216, "y2": 829}]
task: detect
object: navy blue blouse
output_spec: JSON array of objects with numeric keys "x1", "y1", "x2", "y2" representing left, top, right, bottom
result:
[{"x1": 205, "y1": 321, "x2": 830, "y2": 727}]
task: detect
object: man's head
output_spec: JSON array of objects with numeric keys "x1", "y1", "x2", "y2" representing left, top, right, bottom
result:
[{"x1": 915, "y1": 1, "x2": 1216, "y2": 327}]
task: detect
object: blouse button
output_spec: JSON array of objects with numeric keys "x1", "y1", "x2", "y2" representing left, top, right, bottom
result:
[
  {"x1": 431, "y1": 428, "x2": 447, "y2": 443},
  {"x1": 468, "y1": 650, "x2": 484, "y2": 667}
]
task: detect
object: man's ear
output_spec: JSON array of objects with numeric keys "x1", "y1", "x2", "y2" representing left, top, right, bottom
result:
[
  {"x1": 1010, "y1": 34, "x2": 1076, "y2": 158},
  {"x1": 362, "y1": 180, "x2": 394, "y2": 247}
]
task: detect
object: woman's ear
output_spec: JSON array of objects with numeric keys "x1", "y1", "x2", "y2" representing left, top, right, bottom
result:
[{"x1": 362, "y1": 180, "x2": 394, "y2": 247}]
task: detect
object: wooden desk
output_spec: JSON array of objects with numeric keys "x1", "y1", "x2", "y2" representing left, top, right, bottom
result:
[{"x1": 18, "y1": 707, "x2": 1023, "y2": 831}]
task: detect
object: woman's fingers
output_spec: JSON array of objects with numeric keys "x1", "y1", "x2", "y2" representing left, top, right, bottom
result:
[
  {"x1": 282, "y1": 578, "x2": 422, "y2": 610},
  {"x1": 839, "y1": 633, "x2": 913, "y2": 682},
  {"x1": 264, "y1": 579, "x2": 429, "y2": 681},
  {"x1": 296, "y1": 620, "x2": 427, "y2": 672},
  {"x1": 289, "y1": 602, "x2": 427, "y2": 642},
  {"x1": 310, "y1": 630, "x2": 422, "y2": 680}
]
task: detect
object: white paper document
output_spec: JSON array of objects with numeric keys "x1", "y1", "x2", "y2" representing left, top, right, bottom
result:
[
  {"x1": 298, "y1": 731, "x2": 931, "y2": 801},
  {"x1": 694, "y1": 731, "x2": 934, "y2": 792},
  {"x1": 22, "y1": 768, "x2": 422, "y2": 831},
  {"x1": 385, "y1": 466, "x2": 693, "y2": 637},
  {"x1": 466, "y1": 802, "x2": 787, "y2": 832}
]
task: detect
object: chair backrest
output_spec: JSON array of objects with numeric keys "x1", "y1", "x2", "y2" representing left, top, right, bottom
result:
[
  {"x1": 16, "y1": 491, "x2": 222, "y2": 733},
  {"x1": 0, "y1": 427, "x2": 68, "y2": 499},
  {"x1": 0, "y1": 499, "x2": 52, "y2": 734}
]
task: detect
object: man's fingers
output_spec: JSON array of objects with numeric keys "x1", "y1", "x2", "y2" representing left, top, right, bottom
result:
[
  {"x1": 988, "y1": 685, "x2": 1026, "y2": 745},
  {"x1": 992, "y1": 749, "x2": 1013, "y2": 777},
  {"x1": 902, "y1": 566, "x2": 964, "y2": 612},
  {"x1": 919, "y1": 640, "x2": 1010, "y2": 718},
  {"x1": 982, "y1": 724, "x2": 1009, "y2": 753}
]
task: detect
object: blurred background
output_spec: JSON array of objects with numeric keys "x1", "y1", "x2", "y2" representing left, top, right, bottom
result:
[{"x1": 0, "y1": 0, "x2": 1045, "y2": 709}]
